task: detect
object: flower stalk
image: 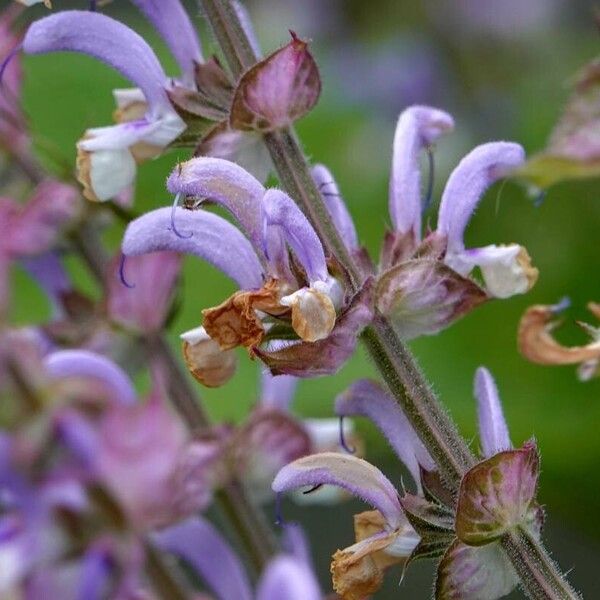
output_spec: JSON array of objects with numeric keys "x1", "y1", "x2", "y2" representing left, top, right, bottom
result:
[{"x1": 198, "y1": 0, "x2": 581, "y2": 597}]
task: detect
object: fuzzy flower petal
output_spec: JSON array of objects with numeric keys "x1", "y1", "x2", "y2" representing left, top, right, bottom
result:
[
  {"x1": 129, "y1": 0, "x2": 202, "y2": 84},
  {"x1": 122, "y1": 206, "x2": 264, "y2": 289},
  {"x1": 312, "y1": 163, "x2": 359, "y2": 251},
  {"x1": 261, "y1": 189, "x2": 328, "y2": 284},
  {"x1": 167, "y1": 157, "x2": 266, "y2": 250},
  {"x1": 23, "y1": 11, "x2": 171, "y2": 116},
  {"x1": 260, "y1": 371, "x2": 298, "y2": 412},
  {"x1": 389, "y1": 106, "x2": 454, "y2": 238},
  {"x1": 153, "y1": 516, "x2": 253, "y2": 600},
  {"x1": 437, "y1": 142, "x2": 526, "y2": 253},
  {"x1": 475, "y1": 367, "x2": 511, "y2": 458},
  {"x1": 273, "y1": 452, "x2": 404, "y2": 529},
  {"x1": 335, "y1": 379, "x2": 434, "y2": 489},
  {"x1": 43, "y1": 350, "x2": 136, "y2": 406}
]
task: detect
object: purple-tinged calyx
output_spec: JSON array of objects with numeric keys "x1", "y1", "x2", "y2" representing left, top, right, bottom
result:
[{"x1": 230, "y1": 32, "x2": 321, "y2": 133}]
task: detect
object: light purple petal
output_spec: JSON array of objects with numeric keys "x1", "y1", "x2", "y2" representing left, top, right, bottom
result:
[
  {"x1": 53, "y1": 409, "x2": 98, "y2": 468},
  {"x1": 474, "y1": 367, "x2": 512, "y2": 458},
  {"x1": 260, "y1": 371, "x2": 298, "y2": 412},
  {"x1": 153, "y1": 517, "x2": 253, "y2": 600},
  {"x1": 256, "y1": 556, "x2": 321, "y2": 600},
  {"x1": 129, "y1": 0, "x2": 202, "y2": 84},
  {"x1": 335, "y1": 379, "x2": 434, "y2": 490},
  {"x1": 272, "y1": 452, "x2": 404, "y2": 528},
  {"x1": 261, "y1": 189, "x2": 327, "y2": 284},
  {"x1": 166, "y1": 157, "x2": 266, "y2": 250},
  {"x1": 20, "y1": 252, "x2": 71, "y2": 317},
  {"x1": 107, "y1": 251, "x2": 181, "y2": 333},
  {"x1": 122, "y1": 206, "x2": 264, "y2": 289},
  {"x1": 77, "y1": 541, "x2": 113, "y2": 600},
  {"x1": 43, "y1": 350, "x2": 136, "y2": 405},
  {"x1": 437, "y1": 142, "x2": 526, "y2": 253},
  {"x1": 312, "y1": 164, "x2": 358, "y2": 250},
  {"x1": 389, "y1": 106, "x2": 454, "y2": 238},
  {"x1": 23, "y1": 11, "x2": 170, "y2": 116}
]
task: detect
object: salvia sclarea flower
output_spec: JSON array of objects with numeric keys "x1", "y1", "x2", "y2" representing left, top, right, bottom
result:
[
  {"x1": 21, "y1": 1, "x2": 321, "y2": 201},
  {"x1": 229, "y1": 370, "x2": 361, "y2": 504},
  {"x1": 518, "y1": 298, "x2": 600, "y2": 381},
  {"x1": 121, "y1": 157, "x2": 373, "y2": 385},
  {"x1": 273, "y1": 368, "x2": 543, "y2": 600},
  {"x1": 0, "y1": 180, "x2": 80, "y2": 317},
  {"x1": 318, "y1": 104, "x2": 538, "y2": 339},
  {"x1": 154, "y1": 519, "x2": 322, "y2": 600},
  {"x1": 0, "y1": 346, "x2": 225, "y2": 597}
]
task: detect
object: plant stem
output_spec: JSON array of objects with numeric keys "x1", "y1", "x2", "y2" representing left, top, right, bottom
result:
[
  {"x1": 198, "y1": 1, "x2": 581, "y2": 597},
  {"x1": 145, "y1": 542, "x2": 192, "y2": 600},
  {"x1": 502, "y1": 528, "x2": 582, "y2": 600}
]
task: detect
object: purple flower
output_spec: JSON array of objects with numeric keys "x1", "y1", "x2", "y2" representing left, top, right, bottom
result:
[
  {"x1": 273, "y1": 368, "x2": 541, "y2": 599},
  {"x1": 318, "y1": 105, "x2": 538, "y2": 339},
  {"x1": 22, "y1": 9, "x2": 190, "y2": 201},
  {"x1": 122, "y1": 157, "x2": 372, "y2": 383},
  {"x1": 153, "y1": 517, "x2": 321, "y2": 600}
]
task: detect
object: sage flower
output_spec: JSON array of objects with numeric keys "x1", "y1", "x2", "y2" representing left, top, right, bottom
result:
[
  {"x1": 273, "y1": 368, "x2": 542, "y2": 600},
  {"x1": 317, "y1": 104, "x2": 538, "y2": 339},
  {"x1": 154, "y1": 518, "x2": 322, "y2": 600},
  {"x1": 22, "y1": 9, "x2": 190, "y2": 201},
  {"x1": 121, "y1": 157, "x2": 373, "y2": 384}
]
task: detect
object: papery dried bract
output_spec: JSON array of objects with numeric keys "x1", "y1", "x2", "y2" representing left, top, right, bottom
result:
[
  {"x1": 230, "y1": 33, "x2": 321, "y2": 132},
  {"x1": 455, "y1": 442, "x2": 539, "y2": 546},
  {"x1": 518, "y1": 302, "x2": 600, "y2": 381},
  {"x1": 256, "y1": 282, "x2": 373, "y2": 377}
]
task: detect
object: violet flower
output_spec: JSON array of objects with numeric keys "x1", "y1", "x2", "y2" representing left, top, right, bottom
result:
[
  {"x1": 317, "y1": 105, "x2": 538, "y2": 339},
  {"x1": 121, "y1": 157, "x2": 373, "y2": 384},
  {"x1": 230, "y1": 370, "x2": 360, "y2": 505},
  {"x1": 273, "y1": 368, "x2": 542, "y2": 600},
  {"x1": 153, "y1": 517, "x2": 322, "y2": 600},
  {"x1": 22, "y1": 9, "x2": 188, "y2": 201}
]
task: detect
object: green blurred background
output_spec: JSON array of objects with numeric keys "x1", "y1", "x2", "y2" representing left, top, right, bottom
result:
[{"x1": 11, "y1": 0, "x2": 600, "y2": 596}]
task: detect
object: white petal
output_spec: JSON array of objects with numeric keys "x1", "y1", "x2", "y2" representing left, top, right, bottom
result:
[{"x1": 88, "y1": 148, "x2": 137, "y2": 202}]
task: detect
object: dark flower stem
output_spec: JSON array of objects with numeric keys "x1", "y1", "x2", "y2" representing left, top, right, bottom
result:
[{"x1": 198, "y1": 1, "x2": 581, "y2": 598}]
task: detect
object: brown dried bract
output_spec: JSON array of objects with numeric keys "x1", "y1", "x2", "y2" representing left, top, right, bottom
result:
[
  {"x1": 331, "y1": 524, "x2": 398, "y2": 600},
  {"x1": 75, "y1": 140, "x2": 98, "y2": 202},
  {"x1": 182, "y1": 338, "x2": 236, "y2": 388},
  {"x1": 518, "y1": 303, "x2": 600, "y2": 365},
  {"x1": 202, "y1": 279, "x2": 285, "y2": 351}
]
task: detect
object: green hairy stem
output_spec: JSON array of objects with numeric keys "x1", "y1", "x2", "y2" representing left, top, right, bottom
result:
[{"x1": 198, "y1": 1, "x2": 581, "y2": 598}]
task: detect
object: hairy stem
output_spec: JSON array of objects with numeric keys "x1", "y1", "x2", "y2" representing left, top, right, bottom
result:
[
  {"x1": 502, "y1": 528, "x2": 582, "y2": 600},
  {"x1": 199, "y1": 1, "x2": 580, "y2": 597}
]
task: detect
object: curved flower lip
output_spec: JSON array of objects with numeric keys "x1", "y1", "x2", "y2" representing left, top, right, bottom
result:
[
  {"x1": 153, "y1": 516, "x2": 254, "y2": 600},
  {"x1": 436, "y1": 141, "x2": 526, "y2": 253},
  {"x1": 43, "y1": 350, "x2": 137, "y2": 406},
  {"x1": 475, "y1": 367, "x2": 511, "y2": 458},
  {"x1": 335, "y1": 379, "x2": 434, "y2": 490},
  {"x1": 129, "y1": 0, "x2": 202, "y2": 85},
  {"x1": 389, "y1": 106, "x2": 454, "y2": 239},
  {"x1": 166, "y1": 157, "x2": 266, "y2": 250},
  {"x1": 261, "y1": 189, "x2": 328, "y2": 285},
  {"x1": 121, "y1": 206, "x2": 264, "y2": 289},
  {"x1": 312, "y1": 164, "x2": 358, "y2": 251},
  {"x1": 272, "y1": 452, "x2": 404, "y2": 529},
  {"x1": 23, "y1": 11, "x2": 171, "y2": 118}
]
